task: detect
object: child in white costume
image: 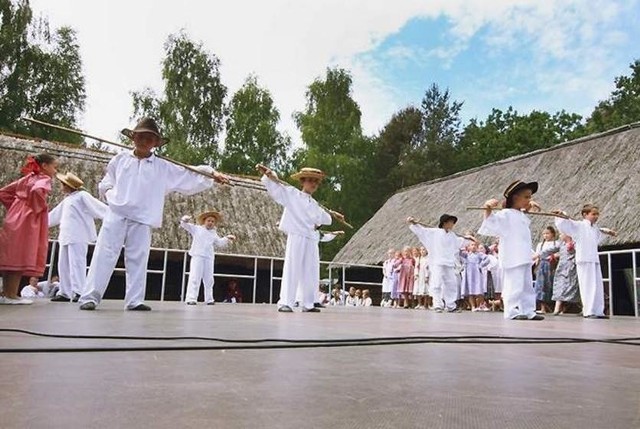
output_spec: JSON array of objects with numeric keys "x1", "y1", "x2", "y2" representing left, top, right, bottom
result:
[
  {"x1": 181, "y1": 210, "x2": 235, "y2": 305},
  {"x1": 297, "y1": 229, "x2": 344, "y2": 308},
  {"x1": 407, "y1": 215, "x2": 475, "y2": 312},
  {"x1": 479, "y1": 180, "x2": 544, "y2": 321},
  {"x1": 48, "y1": 172, "x2": 107, "y2": 302},
  {"x1": 413, "y1": 247, "x2": 429, "y2": 309},
  {"x1": 257, "y1": 164, "x2": 340, "y2": 313},
  {"x1": 79, "y1": 118, "x2": 228, "y2": 311},
  {"x1": 380, "y1": 249, "x2": 395, "y2": 307},
  {"x1": 554, "y1": 204, "x2": 617, "y2": 319}
]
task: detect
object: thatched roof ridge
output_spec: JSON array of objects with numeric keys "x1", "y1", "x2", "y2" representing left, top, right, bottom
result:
[
  {"x1": 333, "y1": 122, "x2": 640, "y2": 265},
  {"x1": 0, "y1": 133, "x2": 287, "y2": 257}
]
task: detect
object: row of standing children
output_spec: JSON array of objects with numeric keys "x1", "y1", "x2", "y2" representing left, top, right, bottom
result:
[{"x1": 381, "y1": 246, "x2": 429, "y2": 309}]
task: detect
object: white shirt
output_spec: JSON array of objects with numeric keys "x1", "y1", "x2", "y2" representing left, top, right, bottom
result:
[
  {"x1": 361, "y1": 297, "x2": 372, "y2": 307},
  {"x1": 99, "y1": 151, "x2": 215, "y2": 228},
  {"x1": 409, "y1": 224, "x2": 466, "y2": 267},
  {"x1": 555, "y1": 218, "x2": 604, "y2": 263},
  {"x1": 261, "y1": 175, "x2": 332, "y2": 239},
  {"x1": 49, "y1": 190, "x2": 107, "y2": 245},
  {"x1": 180, "y1": 220, "x2": 230, "y2": 259},
  {"x1": 479, "y1": 209, "x2": 533, "y2": 269}
]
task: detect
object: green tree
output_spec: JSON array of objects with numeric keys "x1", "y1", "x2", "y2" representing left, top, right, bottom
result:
[
  {"x1": 419, "y1": 83, "x2": 464, "y2": 179},
  {"x1": 220, "y1": 75, "x2": 290, "y2": 175},
  {"x1": 131, "y1": 31, "x2": 226, "y2": 165},
  {"x1": 371, "y1": 106, "x2": 423, "y2": 203},
  {"x1": 0, "y1": 0, "x2": 85, "y2": 143},
  {"x1": 293, "y1": 67, "x2": 375, "y2": 259},
  {"x1": 585, "y1": 59, "x2": 640, "y2": 133},
  {"x1": 456, "y1": 107, "x2": 583, "y2": 171}
]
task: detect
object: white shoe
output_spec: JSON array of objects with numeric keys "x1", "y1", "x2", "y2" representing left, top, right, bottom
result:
[{"x1": 0, "y1": 297, "x2": 33, "y2": 305}]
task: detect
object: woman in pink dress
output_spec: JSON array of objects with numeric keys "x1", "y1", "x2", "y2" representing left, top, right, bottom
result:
[
  {"x1": 397, "y1": 246, "x2": 415, "y2": 309},
  {"x1": 0, "y1": 154, "x2": 58, "y2": 304}
]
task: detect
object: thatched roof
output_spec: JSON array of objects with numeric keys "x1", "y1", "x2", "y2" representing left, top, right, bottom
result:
[
  {"x1": 0, "y1": 133, "x2": 287, "y2": 257},
  {"x1": 333, "y1": 123, "x2": 640, "y2": 265}
]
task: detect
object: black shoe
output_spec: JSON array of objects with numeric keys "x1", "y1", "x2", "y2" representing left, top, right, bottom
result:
[
  {"x1": 314, "y1": 303, "x2": 325, "y2": 308},
  {"x1": 302, "y1": 307, "x2": 321, "y2": 313},
  {"x1": 531, "y1": 314, "x2": 545, "y2": 321},
  {"x1": 596, "y1": 315, "x2": 609, "y2": 319},
  {"x1": 278, "y1": 305, "x2": 293, "y2": 313},
  {"x1": 72, "y1": 294, "x2": 80, "y2": 303},
  {"x1": 51, "y1": 295, "x2": 70, "y2": 302},
  {"x1": 79, "y1": 302, "x2": 96, "y2": 311},
  {"x1": 206, "y1": 302, "x2": 215, "y2": 306},
  {"x1": 129, "y1": 304, "x2": 152, "y2": 311},
  {"x1": 186, "y1": 301, "x2": 197, "y2": 306},
  {"x1": 512, "y1": 315, "x2": 528, "y2": 320}
]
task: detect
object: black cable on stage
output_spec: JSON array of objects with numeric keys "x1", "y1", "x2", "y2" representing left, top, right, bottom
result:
[{"x1": 0, "y1": 328, "x2": 638, "y2": 353}]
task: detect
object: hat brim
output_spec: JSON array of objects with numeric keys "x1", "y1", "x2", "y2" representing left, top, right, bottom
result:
[
  {"x1": 290, "y1": 172, "x2": 325, "y2": 181},
  {"x1": 197, "y1": 211, "x2": 222, "y2": 225},
  {"x1": 55, "y1": 173, "x2": 83, "y2": 190},
  {"x1": 505, "y1": 181, "x2": 538, "y2": 199},
  {"x1": 121, "y1": 128, "x2": 169, "y2": 147},
  {"x1": 438, "y1": 215, "x2": 458, "y2": 228}
]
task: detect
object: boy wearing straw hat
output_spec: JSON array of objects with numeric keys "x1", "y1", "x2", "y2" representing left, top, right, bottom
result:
[
  {"x1": 79, "y1": 118, "x2": 229, "y2": 311},
  {"x1": 180, "y1": 210, "x2": 235, "y2": 305},
  {"x1": 478, "y1": 180, "x2": 544, "y2": 321},
  {"x1": 48, "y1": 172, "x2": 107, "y2": 302},
  {"x1": 257, "y1": 164, "x2": 339, "y2": 313}
]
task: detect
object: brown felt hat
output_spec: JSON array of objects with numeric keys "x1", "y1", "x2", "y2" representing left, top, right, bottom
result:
[
  {"x1": 503, "y1": 180, "x2": 538, "y2": 199},
  {"x1": 121, "y1": 117, "x2": 168, "y2": 147},
  {"x1": 55, "y1": 172, "x2": 84, "y2": 190},
  {"x1": 197, "y1": 210, "x2": 222, "y2": 225},
  {"x1": 290, "y1": 167, "x2": 325, "y2": 181}
]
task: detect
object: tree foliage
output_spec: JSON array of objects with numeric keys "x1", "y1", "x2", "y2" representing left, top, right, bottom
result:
[
  {"x1": 0, "y1": 0, "x2": 85, "y2": 143},
  {"x1": 220, "y1": 75, "x2": 290, "y2": 175},
  {"x1": 585, "y1": 59, "x2": 640, "y2": 133},
  {"x1": 293, "y1": 67, "x2": 376, "y2": 259},
  {"x1": 131, "y1": 31, "x2": 226, "y2": 165},
  {"x1": 456, "y1": 107, "x2": 583, "y2": 170}
]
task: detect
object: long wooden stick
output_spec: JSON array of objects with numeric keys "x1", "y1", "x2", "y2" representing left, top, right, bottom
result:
[
  {"x1": 256, "y1": 164, "x2": 353, "y2": 229},
  {"x1": 20, "y1": 117, "x2": 245, "y2": 188},
  {"x1": 410, "y1": 219, "x2": 471, "y2": 239},
  {"x1": 466, "y1": 207, "x2": 617, "y2": 235},
  {"x1": 465, "y1": 206, "x2": 571, "y2": 219}
]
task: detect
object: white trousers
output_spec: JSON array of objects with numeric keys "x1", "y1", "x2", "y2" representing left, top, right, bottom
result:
[
  {"x1": 502, "y1": 264, "x2": 536, "y2": 320},
  {"x1": 279, "y1": 234, "x2": 318, "y2": 310},
  {"x1": 186, "y1": 256, "x2": 214, "y2": 303},
  {"x1": 80, "y1": 211, "x2": 151, "y2": 309},
  {"x1": 576, "y1": 262, "x2": 605, "y2": 316},
  {"x1": 57, "y1": 242, "x2": 88, "y2": 299},
  {"x1": 490, "y1": 267, "x2": 503, "y2": 293},
  {"x1": 429, "y1": 265, "x2": 458, "y2": 311}
]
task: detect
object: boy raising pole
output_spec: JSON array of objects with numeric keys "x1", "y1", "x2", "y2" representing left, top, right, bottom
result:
[{"x1": 257, "y1": 163, "x2": 344, "y2": 313}]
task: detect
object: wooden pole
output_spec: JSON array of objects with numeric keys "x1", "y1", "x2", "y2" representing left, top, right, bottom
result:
[{"x1": 20, "y1": 117, "x2": 247, "y2": 188}]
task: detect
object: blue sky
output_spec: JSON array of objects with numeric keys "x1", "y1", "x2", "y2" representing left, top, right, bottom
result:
[
  {"x1": 31, "y1": 0, "x2": 640, "y2": 146},
  {"x1": 350, "y1": 2, "x2": 640, "y2": 128}
]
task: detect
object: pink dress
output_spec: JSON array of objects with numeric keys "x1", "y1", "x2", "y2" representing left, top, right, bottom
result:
[
  {"x1": 0, "y1": 173, "x2": 52, "y2": 276},
  {"x1": 398, "y1": 257, "x2": 415, "y2": 294}
]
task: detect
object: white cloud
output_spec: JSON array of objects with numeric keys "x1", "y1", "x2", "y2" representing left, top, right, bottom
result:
[{"x1": 28, "y1": 0, "x2": 639, "y2": 153}]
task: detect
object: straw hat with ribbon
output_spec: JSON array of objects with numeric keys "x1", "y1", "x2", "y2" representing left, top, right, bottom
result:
[
  {"x1": 290, "y1": 167, "x2": 325, "y2": 181},
  {"x1": 121, "y1": 117, "x2": 168, "y2": 147},
  {"x1": 55, "y1": 172, "x2": 84, "y2": 190},
  {"x1": 197, "y1": 210, "x2": 222, "y2": 225}
]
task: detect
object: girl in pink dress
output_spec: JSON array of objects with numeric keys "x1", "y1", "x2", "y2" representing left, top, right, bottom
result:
[
  {"x1": 0, "y1": 154, "x2": 58, "y2": 304},
  {"x1": 398, "y1": 246, "x2": 415, "y2": 308}
]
